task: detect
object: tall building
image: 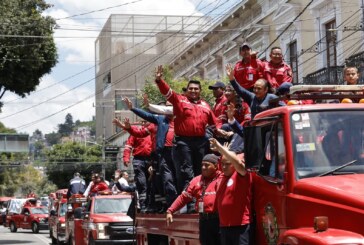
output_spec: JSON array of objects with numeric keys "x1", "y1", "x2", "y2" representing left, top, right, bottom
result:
[
  {"x1": 95, "y1": 14, "x2": 209, "y2": 142},
  {"x1": 169, "y1": 0, "x2": 364, "y2": 86}
]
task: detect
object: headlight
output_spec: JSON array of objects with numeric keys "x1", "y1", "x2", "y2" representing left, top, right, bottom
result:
[
  {"x1": 96, "y1": 223, "x2": 109, "y2": 239},
  {"x1": 60, "y1": 223, "x2": 66, "y2": 228}
]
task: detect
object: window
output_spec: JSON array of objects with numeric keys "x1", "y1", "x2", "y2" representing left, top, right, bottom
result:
[
  {"x1": 325, "y1": 20, "x2": 337, "y2": 67},
  {"x1": 289, "y1": 41, "x2": 298, "y2": 84}
]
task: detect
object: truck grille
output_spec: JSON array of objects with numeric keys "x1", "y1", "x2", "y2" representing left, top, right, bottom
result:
[{"x1": 105, "y1": 222, "x2": 135, "y2": 240}]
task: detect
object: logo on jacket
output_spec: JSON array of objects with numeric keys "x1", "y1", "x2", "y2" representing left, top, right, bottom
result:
[{"x1": 263, "y1": 203, "x2": 279, "y2": 245}]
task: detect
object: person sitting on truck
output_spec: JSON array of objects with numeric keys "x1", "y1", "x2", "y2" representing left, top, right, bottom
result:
[
  {"x1": 209, "y1": 138, "x2": 252, "y2": 245},
  {"x1": 67, "y1": 172, "x2": 86, "y2": 199},
  {"x1": 89, "y1": 173, "x2": 110, "y2": 196},
  {"x1": 226, "y1": 63, "x2": 285, "y2": 119},
  {"x1": 166, "y1": 153, "x2": 222, "y2": 245}
]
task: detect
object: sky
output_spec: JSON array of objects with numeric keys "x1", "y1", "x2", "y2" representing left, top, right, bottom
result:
[{"x1": 0, "y1": 0, "x2": 239, "y2": 136}]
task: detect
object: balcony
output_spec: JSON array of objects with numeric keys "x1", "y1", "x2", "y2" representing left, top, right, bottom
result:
[{"x1": 303, "y1": 66, "x2": 344, "y2": 85}]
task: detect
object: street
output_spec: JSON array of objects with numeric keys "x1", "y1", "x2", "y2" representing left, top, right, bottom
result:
[{"x1": 0, "y1": 225, "x2": 51, "y2": 245}]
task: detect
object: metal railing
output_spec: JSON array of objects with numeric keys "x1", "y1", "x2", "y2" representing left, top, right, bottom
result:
[{"x1": 303, "y1": 66, "x2": 344, "y2": 85}]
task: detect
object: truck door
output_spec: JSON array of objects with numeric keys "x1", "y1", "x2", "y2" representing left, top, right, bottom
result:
[
  {"x1": 245, "y1": 120, "x2": 287, "y2": 245},
  {"x1": 21, "y1": 208, "x2": 31, "y2": 228}
]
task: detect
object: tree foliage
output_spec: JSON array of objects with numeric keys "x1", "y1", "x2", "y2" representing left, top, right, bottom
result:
[
  {"x1": 0, "y1": 121, "x2": 16, "y2": 133},
  {"x1": 45, "y1": 131, "x2": 61, "y2": 146},
  {"x1": 58, "y1": 113, "x2": 74, "y2": 137},
  {"x1": 44, "y1": 142, "x2": 115, "y2": 188},
  {"x1": 0, "y1": 0, "x2": 58, "y2": 102}
]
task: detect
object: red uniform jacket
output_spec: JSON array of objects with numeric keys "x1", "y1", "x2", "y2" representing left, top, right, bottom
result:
[
  {"x1": 234, "y1": 58, "x2": 264, "y2": 89},
  {"x1": 127, "y1": 124, "x2": 157, "y2": 152},
  {"x1": 212, "y1": 95, "x2": 228, "y2": 124},
  {"x1": 156, "y1": 79, "x2": 220, "y2": 137},
  {"x1": 225, "y1": 100, "x2": 251, "y2": 125},
  {"x1": 123, "y1": 133, "x2": 152, "y2": 162},
  {"x1": 264, "y1": 61, "x2": 293, "y2": 88},
  {"x1": 167, "y1": 171, "x2": 221, "y2": 214},
  {"x1": 90, "y1": 182, "x2": 110, "y2": 195}
]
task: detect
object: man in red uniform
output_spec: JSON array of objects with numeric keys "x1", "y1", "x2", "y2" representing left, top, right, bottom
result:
[
  {"x1": 123, "y1": 129, "x2": 153, "y2": 212},
  {"x1": 154, "y1": 65, "x2": 221, "y2": 198},
  {"x1": 263, "y1": 46, "x2": 293, "y2": 94},
  {"x1": 234, "y1": 43, "x2": 264, "y2": 91},
  {"x1": 209, "y1": 81, "x2": 228, "y2": 124},
  {"x1": 210, "y1": 138, "x2": 252, "y2": 245},
  {"x1": 89, "y1": 173, "x2": 110, "y2": 196},
  {"x1": 166, "y1": 154, "x2": 221, "y2": 245}
]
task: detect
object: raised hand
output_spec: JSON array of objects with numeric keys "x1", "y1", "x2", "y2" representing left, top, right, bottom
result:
[
  {"x1": 122, "y1": 97, "x2": 133, "y2": 110},
  {"x1": 225, "y1": 63, "x2": 235, "y2": 81},
  {"x1": 209, "y1": 138, "x2": 221, "y2": 152},
  {"x1": 155, "y1": 65, "x2": 163, "y2": 81},
  {"x1": 123, "y1": 118, "x2": 131, "y2": 129},
  {"x1": 142, "y1": 94, "x2": 149, "y2": 107},
  {"x1": 112, "y1": 117, "x2": 125, "y2": 129}
]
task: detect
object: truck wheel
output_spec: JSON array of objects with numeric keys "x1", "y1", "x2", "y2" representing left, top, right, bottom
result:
[
  {"x1": 10, "y1": 222, "x2": 17, "y2": 232},
  {"x1": 32, "y1": 222, "x2": 40, "y2": 233}
]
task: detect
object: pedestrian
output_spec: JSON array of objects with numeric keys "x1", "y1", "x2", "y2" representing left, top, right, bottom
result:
[
  {"x1": 209, "y1": 138, "x2": 252, "y2": 245},
  {"x1": 233, "y1": 43, "x2": 264, "y2": 91},
  {"x1": 66, "y1": 172, "x2": 86, "y2": 199},
  {"x1": 166, "y1": 153, "x2": 221, "y2": 245}
]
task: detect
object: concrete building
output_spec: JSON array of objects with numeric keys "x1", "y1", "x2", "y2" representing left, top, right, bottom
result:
[
  {"x1": 95, "y1": 14, "x2": 209, "y2": 142},
  {"x1": 169, "y1": 0, "x2": 364, "y2": 85}
]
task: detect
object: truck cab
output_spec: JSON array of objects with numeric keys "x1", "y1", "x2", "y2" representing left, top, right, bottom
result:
[
  {"x1": 49, "y1": 189, "x2": 68, "y2": 244},
  {"x1": 7, "y1": 199, "x2": 49, "y2": 233},
  {"x1": 65, "y1": 192, "x2": 135, "y2": 245},
  {"x1": 246, "y1": 85, "x2": 364, "y2": 244}
]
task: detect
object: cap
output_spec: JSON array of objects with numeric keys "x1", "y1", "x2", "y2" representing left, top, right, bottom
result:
[
  {"x1": 239, "y1": 42, "x2": 251, "y2": 50},
  {"x1": 208, "y1": 81, "x2": 226, "y2": 90},
  {"x1": 202, "y1": 154, "x2": 219, "y2": 164}
]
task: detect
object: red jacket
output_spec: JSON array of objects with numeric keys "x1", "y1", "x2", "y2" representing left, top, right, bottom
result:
[
  {"x1": 234, "y1": 58, "x2": 264, "y2": 89},
  {"x1": 156, "y1": 79, "x2": 220, "y2": 137},
  {"x1": 167, "y1": 171, "x2": 221, "y2": 214},
  {"x1": 123, "y1": 133, "x2": 152, "y2": 162},
  {"x1": 127, "y1": 124, "x2": 157, "y2": 152},
  {"x1": 263, "y1": 61, "x2": 293, "y2": 88},
  {"x1": 225, "y1": 100, "x2": 251, "y2": 125},
  {"x1": 90, "y1": 182, "x2": 109, "y2": 195},
  {"x1": 212, "y1": 95, "x2": 228, "y2": 124}
]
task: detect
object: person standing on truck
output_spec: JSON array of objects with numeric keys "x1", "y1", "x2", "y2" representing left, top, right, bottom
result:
[
  {"x1": 344, "y1": 66, "x2": 360, "y2": 85},
  {"x1": 89, "y1": 173, "x2": 110, "y2": 196},
  {"x1": 209, "y1": 138, "x2": 252, "y2": 245},
  {"x1": 154, "y1": 65, "x2": 223, "y2": 196},
  {"x1": 122, "y1": 126, "x2": 153, "y2": 212},
  {"x1": 67, "y1": 172, "x2": 86, "y2": 199},
  {"x1": 226, "y1": 63, "x2": 285, "y2": 119},
  {"x1": 209, "y1": 81, "x2": 228, "y2": 124},
  {"x1": 233, "y1": 43, "x2": 264, "y2": 91},
  {"x1": 263, "y1": 46, "x2": 293, "y2": 95},
  {"x1": 166, "y1": 153, "x2": 221, "y2": 245}
]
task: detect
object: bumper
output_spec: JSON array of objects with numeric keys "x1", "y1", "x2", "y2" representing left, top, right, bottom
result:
[
  {"x1": 57, "y1": 233, "x2": 66, "y2": 242},
  {"x1": 94, "y1": 239, "x2": 136, "y2": 245},
  {"x1": 39, "y1": 223, "x2": 49, "y2": 230}
]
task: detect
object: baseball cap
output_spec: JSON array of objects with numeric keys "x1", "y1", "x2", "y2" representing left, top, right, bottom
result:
[
  {"x1": 239, "y1": 42, "x2": 251, "y2": 50},
  {"x1": 208, "y1": 81, "x2": 226, "y2": 90},
  {"x1": 202, "y1": 154, "x2": 219, "y2": 164}
]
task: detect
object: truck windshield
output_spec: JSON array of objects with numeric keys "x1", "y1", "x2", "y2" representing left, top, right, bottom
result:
[
  {"x1": 94, "y1": 198, "x2": 132, "y2": 214},
  {"x1": 59, "y1": 203, "x2": 67, "y2": 217},
  {"x1": 30, "y1": 207, "x2": 48, "y2": 214},
  {"x1": 291, "y1": 110, "x2": 364, "y2": 179}
]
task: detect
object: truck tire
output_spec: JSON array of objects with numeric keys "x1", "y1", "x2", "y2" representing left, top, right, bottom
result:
[
  {"x1": 10, "y1": 221, "x2": 17, "y2": 232},
  {"x1": 32, "y1": 222, "x2": 40, "y2": 233}
]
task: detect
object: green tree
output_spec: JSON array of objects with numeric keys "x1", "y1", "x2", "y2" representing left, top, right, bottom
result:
[
  {"x1": 0, "y1": 0, "x2": 58, "y2": 104},
  {"x1": 45, "y1": 131, "x2": 61, "y2": 146},
  {"x1": 58, "y1": 113, "x2": 74, "y2": 137},
  {"x1": 44, "y1": 142, "x2": 112, "y2": 188},
  {"x1": 0, "y1": 122, "x2": 16, "y2": 133}
]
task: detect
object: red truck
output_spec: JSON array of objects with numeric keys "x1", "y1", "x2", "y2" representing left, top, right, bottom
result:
[
  {"x1": 6, "y1": 198, "x2": 49, "y2": 233},
  {"x1": 136, "y1": 85, "x2": 364, "y2": 244},
  {"x1": 49, "y1": 189, "x2": 68, "y2": 244},
  {"x1": 65, "y1": 192, "x2": 136, "y2": 245}
]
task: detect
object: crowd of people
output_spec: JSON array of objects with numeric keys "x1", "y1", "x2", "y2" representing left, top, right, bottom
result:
[{"x1": 78, "y1": 43, "x2": 361, "y2": 245}]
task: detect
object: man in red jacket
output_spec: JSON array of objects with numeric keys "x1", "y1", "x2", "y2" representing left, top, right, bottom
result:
[
  {"x1": 123, "y1": 130, "x2": 153, "y2": 212},
  {"x1": 166, "y1": 153, "x2": 221, "y2": 245},
  {"x1": 154, "y1": 65, "x2": 222, "y2": 198}
]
